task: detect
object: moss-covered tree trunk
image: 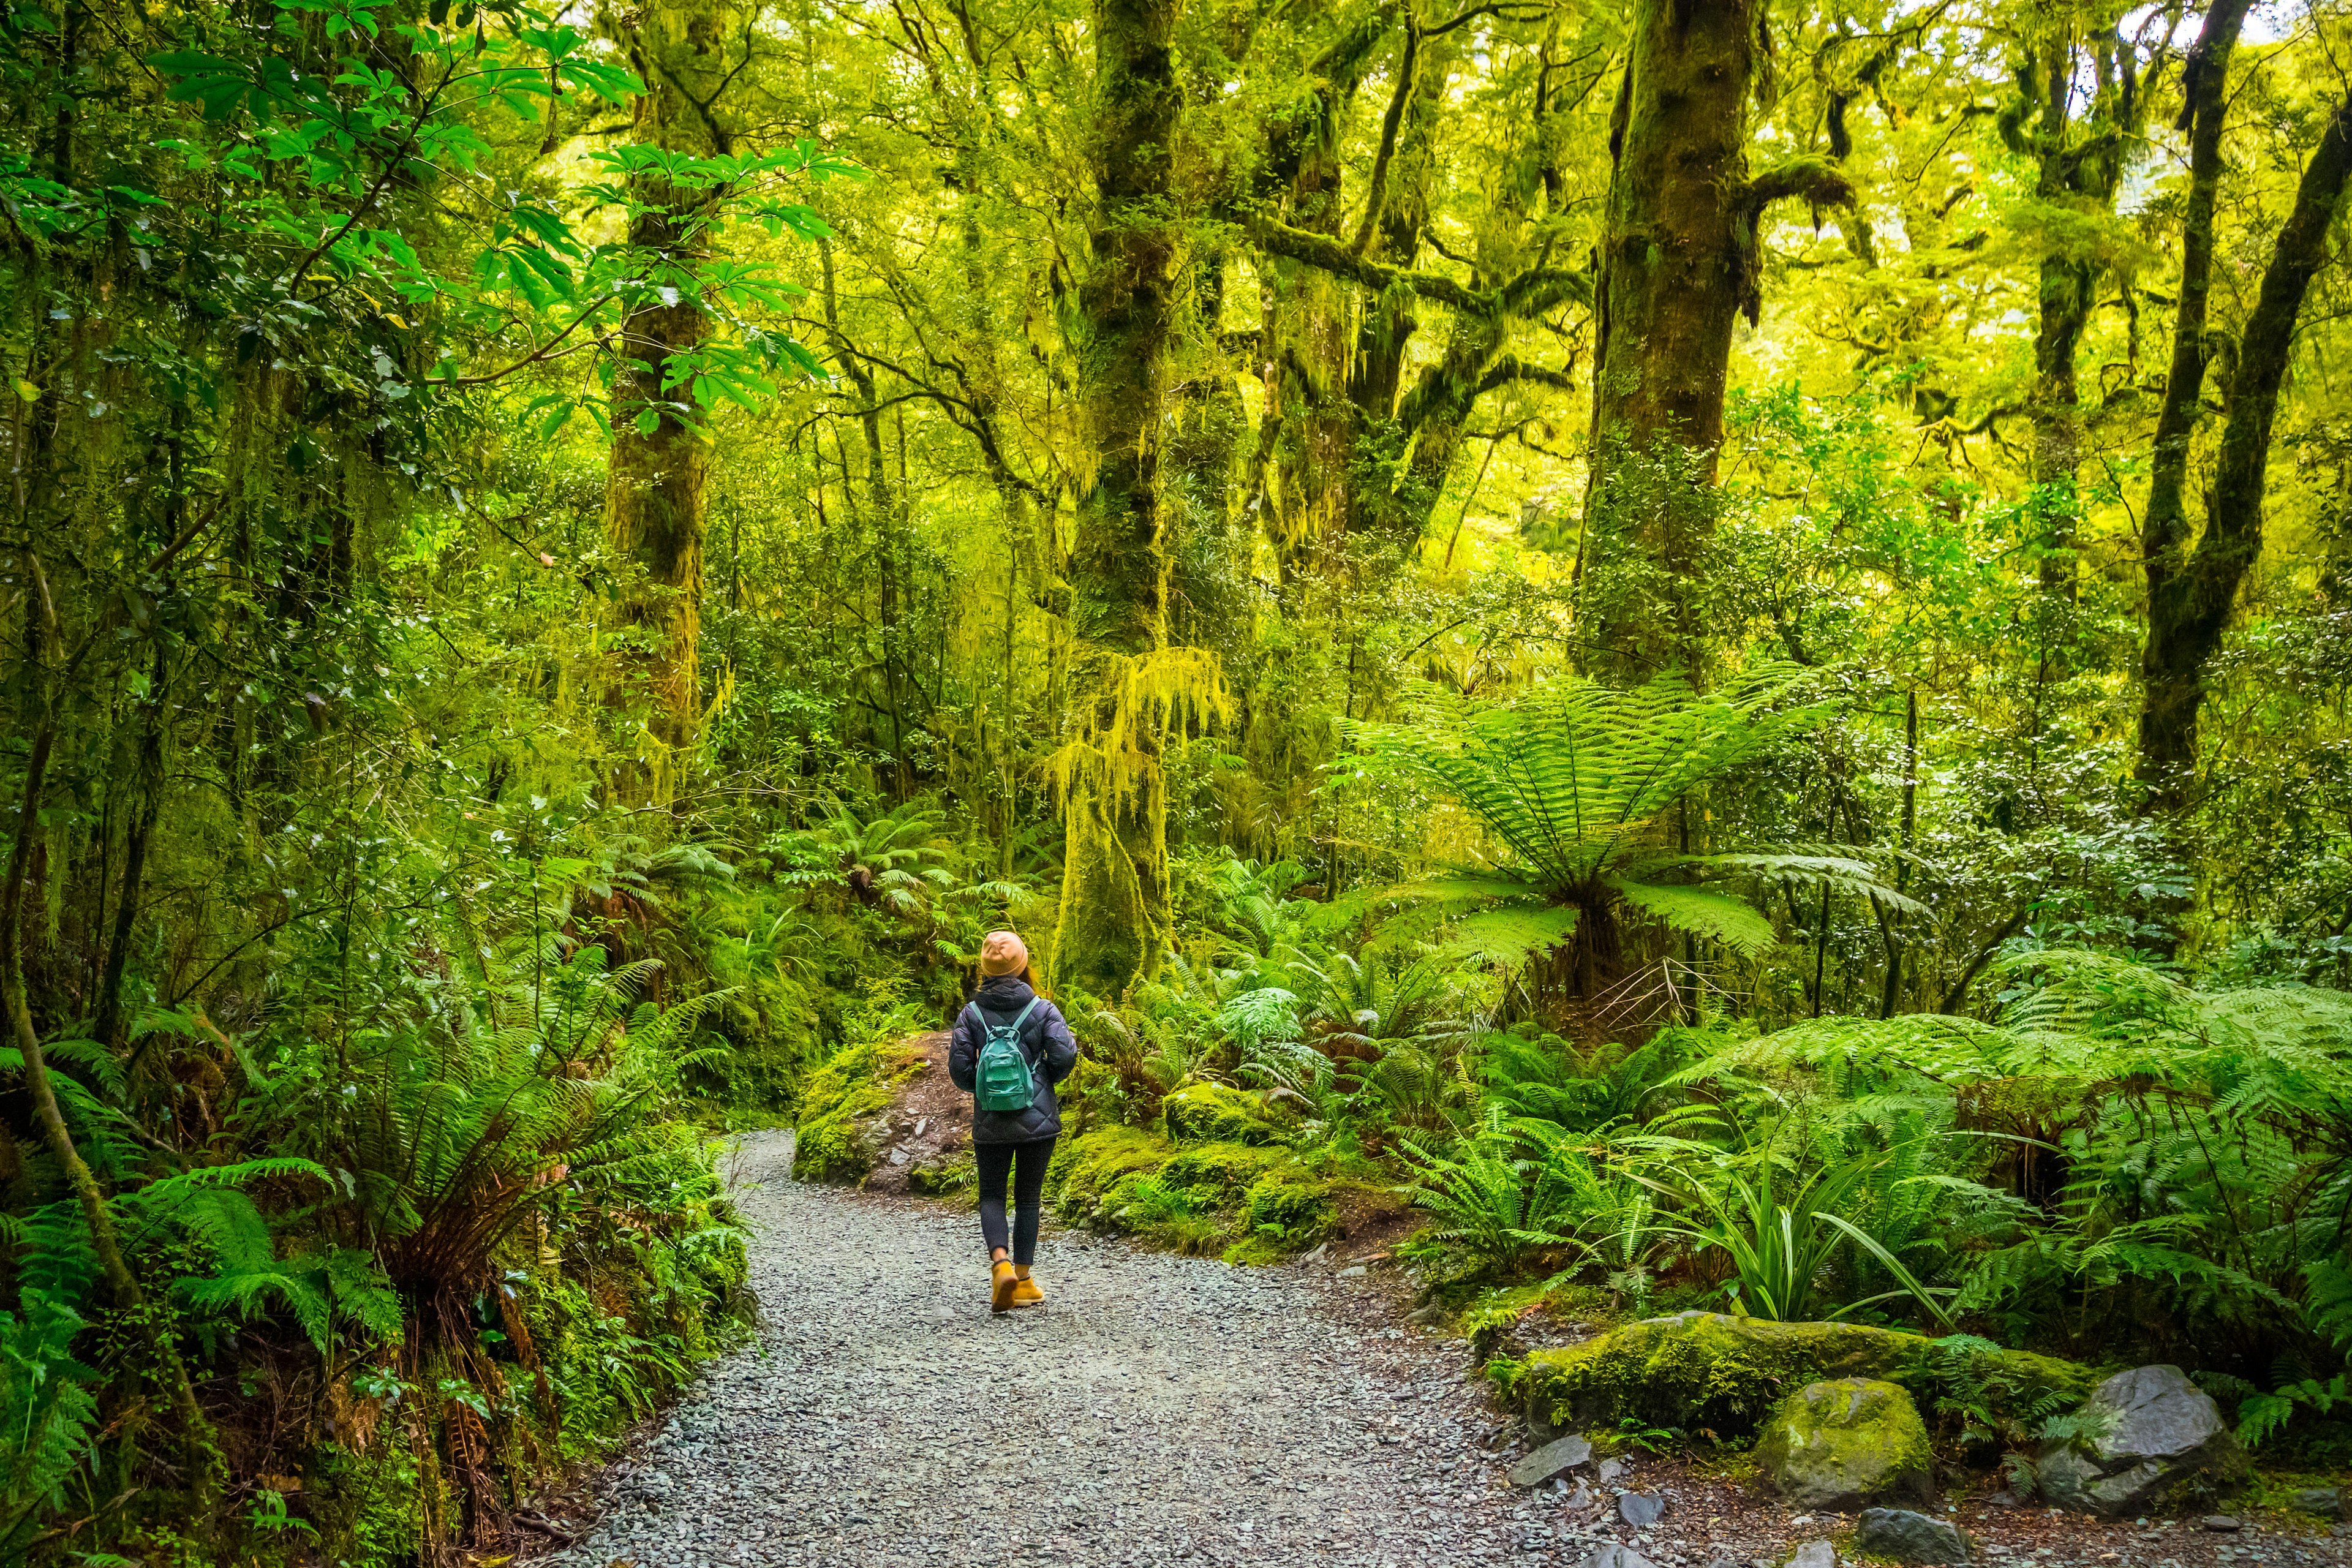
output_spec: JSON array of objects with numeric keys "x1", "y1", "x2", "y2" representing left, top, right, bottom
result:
[
  {"x1": 1246, "y1": 9, "x2": 1392, "y2": 571},
  {"x1": 1057, "y1": 0, "x2": 1187, "y2": 993},
  {"x1": 2138, "y1": 83, "x2": 2352, "y2": 802},
  {"x1": 601, "y1": 0, "x2": 745, "y2": 805},
  {"x1": 1582, "y1": 0, "x2": 1844, "y2": 674}
]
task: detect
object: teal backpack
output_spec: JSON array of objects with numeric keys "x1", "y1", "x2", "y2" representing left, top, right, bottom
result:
[{"x1": 968, "y1": 998, "x2": 1042, "y2": 1114}]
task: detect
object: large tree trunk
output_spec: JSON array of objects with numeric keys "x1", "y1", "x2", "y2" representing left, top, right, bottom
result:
[
  {"x1": 1581, "y1": 0, "x2": 1845, "y2": 674},
  {"x1": 1057, "y1": 0, "x2": 1188, "y2": 993},
  {"x1": 601, "y1": 0, "x2": 745, "y2": 805},
  {"x1": 1588, "y1": 0, "x2": 1761, "y2": 468},
  {"x1": 2138, "y1": 86, "x2": 2352, "y2": 799}
]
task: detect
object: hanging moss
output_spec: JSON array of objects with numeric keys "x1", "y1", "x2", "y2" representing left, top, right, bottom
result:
[{"x1": 1047, "y1": 647, "x2": 1232, "y2": 993}]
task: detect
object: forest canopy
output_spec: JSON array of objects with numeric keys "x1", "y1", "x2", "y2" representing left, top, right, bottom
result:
[{"x1": 5, "y1": 0, "x2": 2352, "y2": 1554}]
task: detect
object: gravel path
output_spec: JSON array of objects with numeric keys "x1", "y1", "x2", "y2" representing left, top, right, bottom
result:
[
  {"x1": 532, "y1": 1131, "x2": 2352, "y2": 1568},
  {"x1": 543, "y1": 1128, "x2": 1599, "y2": 1568}
]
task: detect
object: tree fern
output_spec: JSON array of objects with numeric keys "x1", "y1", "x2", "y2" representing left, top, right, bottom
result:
[{"x1": 1349, "y1": 672, "x2": 1906, "y2": 994}]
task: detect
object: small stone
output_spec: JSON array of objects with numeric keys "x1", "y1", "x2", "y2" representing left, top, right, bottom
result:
[
  {"x1": 1586, "y1": 1546, "x2": 1656, "y2": 1568},
  {"x1": 2206, "y1": 1517, "x2": 2244, "y2": 1533},
  {"x1": 1563, "y1": 1482, "x2": 1596, "y2": 1512},
  {"x1": 1619, "y1": 1491, "x2": 1667, "y2": 1528},
  {"x1": 1790, "y1": 1540, "x2": 1838, "y2": 1568},
  {"x1": 1337, "y1": 1265, "x2": 1367, "y2": 1279},
  {"x1": 1856, "y1": 1507, "x2": 1975, "y2": 1565},
  {"x1": 1705, "y1": 1552, "x2": 1743, "y2": 1568},
  {"x1": 1509, "y1": 1434, "x2": 1595, "y2": 1488},
  {"x1": 1599, "y1": 1458, "x2": 1629, "y2": 1483},
  {"x1": 2293, "y1": 1488, "x2": 2343, "y2": 1519}
]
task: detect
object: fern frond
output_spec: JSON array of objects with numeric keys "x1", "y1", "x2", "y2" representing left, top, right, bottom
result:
[{"x1": 1606, "y1": 878, "x2": 1776, "y2": 956}]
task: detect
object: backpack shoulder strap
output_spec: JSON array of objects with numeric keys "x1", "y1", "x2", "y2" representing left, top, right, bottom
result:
[{"x1": 1011, "y1": 998, "x2": 1042, "y2": 1031}]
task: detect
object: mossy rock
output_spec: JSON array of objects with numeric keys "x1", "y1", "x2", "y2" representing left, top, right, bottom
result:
[
  {"x1": 1754, "y1": 1378, "x2": 1934, "y2": 1510},
  {"x1": 1518, "y1": 1311, "x2": 2092, "y2": 1440},
  {"x1": 1161, "y1": 1140, "x2": 1284, "y2": 1199},
  {"x1": 907, "y1": 1150, "x2": 976, "y2": 1196},
  {"x1": 1242, "y1": 1169, "x2": 1335, "y2": 1240},
  {"x1": 1046, "y1": 1125, "x2": 1174, "y2": 1222},
  {"x1": 1161, "y1": 1081, "x2": 1294, "y2": 1146},
  {"x1": 791, "y1": 1040, "x2": 924, "y2": 1185}
]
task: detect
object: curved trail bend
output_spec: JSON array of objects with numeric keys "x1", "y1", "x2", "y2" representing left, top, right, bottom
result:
[{"x1": 543, "y1": 1129, "x2": 1561, "y2": 1568}]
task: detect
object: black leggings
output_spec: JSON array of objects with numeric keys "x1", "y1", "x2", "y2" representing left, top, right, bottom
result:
[{"x1": 975, "y1": 1137, "x2": 1056, "y2": 1265}]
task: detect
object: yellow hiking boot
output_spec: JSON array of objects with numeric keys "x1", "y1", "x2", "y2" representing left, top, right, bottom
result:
[
  {"x1": 1011, "y1": 1267, "x2": 1044, "y2": 1307},
  {"x1": 990, "y1": 1259, "x2": 1019, "y2": 1314}
]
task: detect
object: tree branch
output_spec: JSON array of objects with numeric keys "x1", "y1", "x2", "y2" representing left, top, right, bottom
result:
[
  {"x1": 1246, "y1": 216, "x2": 1491, "y2": 315},
  {"x1": 1473, "y1": 355, "x2": 1580, "y2": 398}
]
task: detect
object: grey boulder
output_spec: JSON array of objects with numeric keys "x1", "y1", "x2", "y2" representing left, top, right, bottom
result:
[
  {"x1": 2293, "y1": 1486, "x2": 2343, "y2": 1518},
  {"x1": 1856, "y1": 1508, "x2": 1974, "y2": 1565},
  {"x1": 1618, "y1": 1490, "x2": 1667, "y2": 1527},
  {"x1": 1509, "y1": 1432, "x2": 1593, "y2": 1488},
  {"x1": 1788, "y1": 1541, "x2": 1836, "y2": 1568},
  {"x1": 2035, "y1": 1365, "x2": 2241, "y2": 1515}
]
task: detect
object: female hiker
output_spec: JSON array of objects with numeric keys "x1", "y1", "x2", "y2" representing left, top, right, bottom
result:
[{"x1": 948, "y1": 930, "x2": 1079, "y2": 1313}]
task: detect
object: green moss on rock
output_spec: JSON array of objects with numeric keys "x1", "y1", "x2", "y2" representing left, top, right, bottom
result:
[
  {"x1": 1242, "y1": 1170, "x2": 1335, "y2": 1240},
  {"x1": 1518, "y1": 1311, "x2": 2090, "y2": 1439},
  {"x1": 907, "y1": 1150, "x2": 976, "y2": 1197},
  {"x1": 1161, "y1": 1081, "x2": 1294, "y2": 1145},
  {"x1": 1162, "y1": 1141, "x2": 1284, "y2": 1199},
  {"x1": 791, "y1": 1039, "x2": 923, "y2": 1184},
  {"x1": 1046, "y1": 1125, "x2": 1175, "y2": 1222},
  {"x1": 1754, "y1": 1378, "x2": 1934, "y2": 1510}
]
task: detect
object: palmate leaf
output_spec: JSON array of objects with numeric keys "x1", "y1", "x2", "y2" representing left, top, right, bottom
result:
[{"x1": 1605, "y1": 877, "x2": 1776, "y2": 957}]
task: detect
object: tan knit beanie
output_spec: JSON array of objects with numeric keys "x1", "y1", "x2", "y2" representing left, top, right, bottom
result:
[{"x1": 978, "y1": 930, "x2": 1028, "y2": 978}]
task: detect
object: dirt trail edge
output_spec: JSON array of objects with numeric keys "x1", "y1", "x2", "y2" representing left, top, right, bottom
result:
[{"x1": 537, "y1": 1128, "x2": 1557, "y2": 1567}]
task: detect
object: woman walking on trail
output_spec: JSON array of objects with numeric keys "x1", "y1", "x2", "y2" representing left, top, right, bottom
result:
[{"x1": 949, "y1": 930, "x2": 1079, "y2": 1313}]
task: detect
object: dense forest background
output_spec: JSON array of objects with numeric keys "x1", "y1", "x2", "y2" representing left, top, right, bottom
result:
[{"x1": 5, "y1": 0, "x2": 2352, "y2": 1555}]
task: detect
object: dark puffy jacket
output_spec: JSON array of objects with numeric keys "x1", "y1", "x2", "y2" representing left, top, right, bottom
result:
[{"x1": 948, "y1": 975, "x2": 1079, "y2": 1145}]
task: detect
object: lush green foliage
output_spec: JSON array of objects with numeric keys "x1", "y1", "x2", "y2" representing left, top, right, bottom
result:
[{"x1": 7, "y1": 0, "x2": 2352, "y2": 1550}]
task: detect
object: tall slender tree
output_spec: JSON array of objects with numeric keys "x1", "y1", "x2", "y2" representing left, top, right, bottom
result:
[
  {"x1": 2138, "y1": 33, "x2": 2352, "y2": 802},
  {"x1": 601, "y1": 0, "x2": 752, "y2": 803}
]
